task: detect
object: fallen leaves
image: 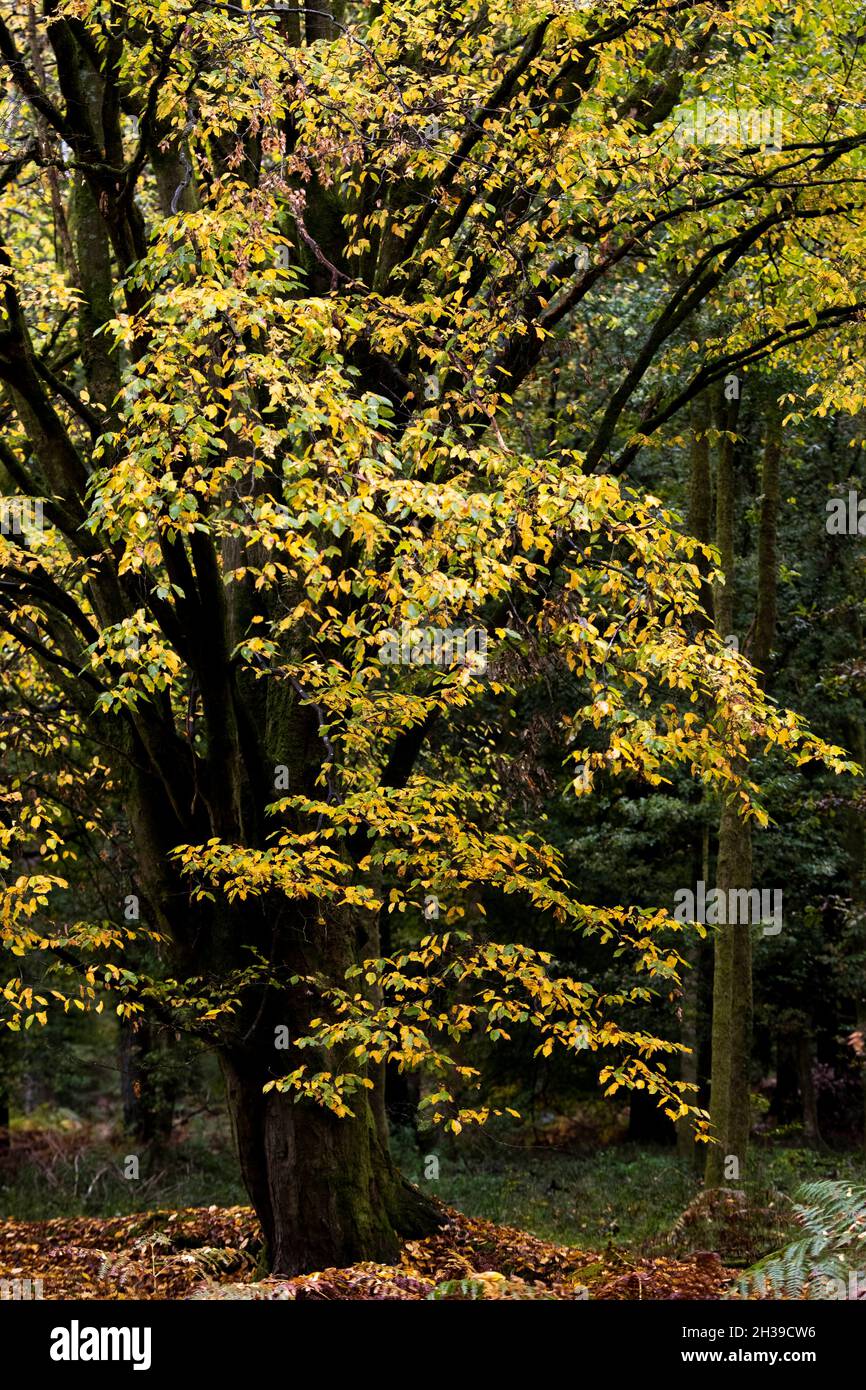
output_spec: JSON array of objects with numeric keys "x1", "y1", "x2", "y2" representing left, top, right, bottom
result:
[
  {"x1": 0, "y1": 1205, "x2": 259, "y2": 1300},
  {"x1": 0, "y1": 1202, "x2": 736, "y2": 1300}
]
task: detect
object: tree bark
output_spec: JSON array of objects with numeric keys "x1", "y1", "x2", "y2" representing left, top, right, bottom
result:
[
  {"x1": 221, "y1": 1046, "x2": 435, "y2": 1276},
  {"x1": 678, "y1": 821, "x2": 708, "y2": 1160},
  {"x1": 119, "y1": 1017, "x2": 178, "y2": 1148},
  {"x1": 844, "y1": 718, "x2": 866, "y2": 1156},
  {"x1": 796, "y1": 1031, "x2": 821, "y2": 1146},
  {"x1": 112, "y1": 646, "x2": 443, "y2": 1274},
  {"x1": 212, "y1": 900, "x2": 440, "y2": 1274},
  {"x1": 0, "y1": 1036, "x2": 9, "y2": 1154},
  {"x1": 705, "y1": 800, "x2": 753, "y2": 1185},
  {"x1": 706, "y1": 384, "x2": 747, "y2": 1187},
  {"x1": 711, "y1": 384, "x2": 740, "y2": 642},
  {"x1": 769, "y1": 1030, "x2": 800, "y2": 1124},
  {"x1": 678, "y1": 394, "x2": 711, "y2": 1160},
  {"x1": 705, "y1": 388, "x2": 781, "y2": 1187}
]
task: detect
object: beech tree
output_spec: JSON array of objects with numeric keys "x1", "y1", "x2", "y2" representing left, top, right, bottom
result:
[{"x1": 1, "y1": 0, "x2": 864, "y2": 1273}]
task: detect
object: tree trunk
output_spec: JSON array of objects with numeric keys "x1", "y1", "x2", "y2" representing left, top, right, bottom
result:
[
  {"x1": 205, "y1": 887, "x2": 441, "y2": 1274},
  {"x1": 706, "y1": 384, "x2": 749, "y2": 1187},
  {"x1": 678, "y1": 821, "x2": 708, "y2": 1159},
  {"x1": 0, "y1": 1085, "x2": 9, "y2": 1155},
  {"x1": 843, "y1": 719, "x2": 866, "y2": 1157},
  {"x1": 752, "y1": 395, "x2": 781, "y2": 680},
  {"x1": 0, "y1": 1022, "x2": 9, "y2": 1153},
  {"x1": 678, "y1": 395, "x2": 711, "y2": 1160},
  {"x1": 385, "y1": 1061, "x2": 421, "y2": 1135},
  {"x1": 796, "y1": 1031, "x2": 821, "y2": 1146},
  {"x1": 711, "y1": 383, "x2": 740, "y2": 642},
  {"x1": 705, "y1": 388, "x2": 781, "y2": 1187},
  {"x1": 769, "y1": 1031, "x2": 800, "y2": 1124},
  {"x1": 705, "y1": 381, "x2": 745, "y2": 1188},
  {"x1": 119, "y1": 1016, "x2": 178, "y2": 1148},
  {"x1": 220, "y1": 1045, "x2": 438, "y2": 1276},
  {"x1": 705, "y1": 799, "x2": 753, "y2": 1185}
]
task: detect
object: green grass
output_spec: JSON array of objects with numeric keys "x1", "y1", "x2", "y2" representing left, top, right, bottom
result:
[
  {"x1": 0, "y1": 1112, "x2": 245, "y2": 1222},
  {"x1": 395, "y1": 1130, "x2": 866, "y2": 1258}
]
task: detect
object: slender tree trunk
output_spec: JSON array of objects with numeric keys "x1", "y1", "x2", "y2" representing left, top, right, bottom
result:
[
  {"x1": 688, "y1": 391, "x2": 714, "y2": 615},
  {"x1": 752, "y1": 396, "x2": 781, "y2": 681},
  {"x1": 705, "y1": 381, "x2": 744, "y2": 1187},
  {"x1": 706, "y1": 385, "x2": 746, "y2": 1186},
  {"x1": 678, "y1": 821, "x2": 709, "y2": 1159},
  {"x1": 119, "y1": 1017, "x2": 178, "y2": 1148},
  {"x1": 711, "y1": 385, "x2": 739, "y2": 642},
  {"x1": 705, "y1": 801, "x2": 753, "y2": 1185},
  {"x1": 678, "y1": 394, "x2": 711, "y2": 1160},
  {"x1": 0, "y1": 1031, "x2": 9, "y2": 1154},
  {"x1": 705, "y1": 388, "x2": 781, "y2": 1187},
  {"x1": 844, "y1": 719, "x2": 866, "y2": 1155},
  {"x1": 770, "y1": 1031, "x2": 800, "y2": 1123},
  {"x1": 796, "y1": 1031, "x2": 821, "y2": 1145}
]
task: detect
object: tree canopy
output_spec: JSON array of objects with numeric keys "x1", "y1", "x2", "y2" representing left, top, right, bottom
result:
[{"x1": 1, "y1": 0, "x2": 864, "y2": 1273}]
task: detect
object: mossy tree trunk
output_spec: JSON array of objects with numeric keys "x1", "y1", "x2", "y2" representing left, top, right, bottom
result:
[
  {"x1": 219, "y1": 992, "x2": 435, "y2": 1278},
  {"x1": 221, "y1": 1047, "x2": 435, "y2": 1276},
  {"x1": 844, "y1": 718, "x2": 866, "y2": 1156},
  {"x1": 0, "y1": 1027, "x2": 10, "y2": 1154},
  {"x1": 677, "y1": 393, "x2": 711, "y2": 1160},
  {"x1": 706, "y1": 386, "x2": 780, "y2": 1187}
]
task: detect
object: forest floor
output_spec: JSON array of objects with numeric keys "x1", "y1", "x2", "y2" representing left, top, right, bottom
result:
[
  {"x1": 0, "y1": 1201, "x2": 736, "y2": 1300},
  {"x1": 2, "y1": 1110, "x2": 864, "y2": 1300}
]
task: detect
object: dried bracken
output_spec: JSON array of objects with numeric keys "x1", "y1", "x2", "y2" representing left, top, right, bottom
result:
[{"x1": 0, "y1": 1203, "x2": 735, "y2": 1301}]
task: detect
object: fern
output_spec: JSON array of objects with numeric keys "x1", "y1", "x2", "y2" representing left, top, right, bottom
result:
[{"x1": 737, "y1": 1180, "x2": 866, "y2": 1299}]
